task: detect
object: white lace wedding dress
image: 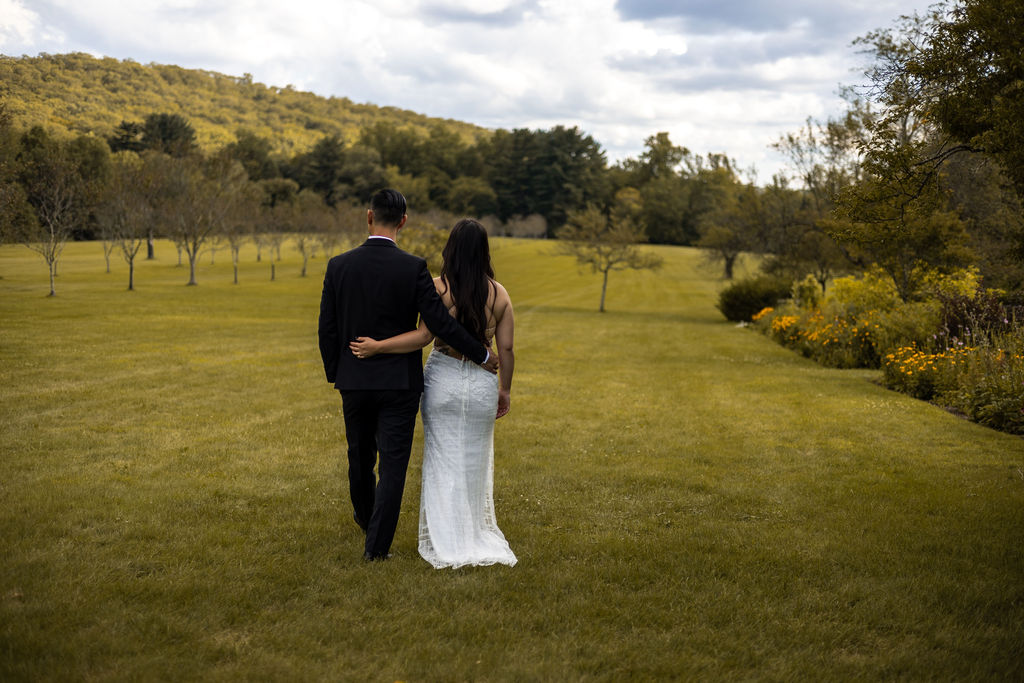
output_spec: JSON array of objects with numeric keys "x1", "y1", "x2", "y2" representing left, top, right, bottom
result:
[{"x1": 418, "y1": 344, "x2": 517, "y2": 569}]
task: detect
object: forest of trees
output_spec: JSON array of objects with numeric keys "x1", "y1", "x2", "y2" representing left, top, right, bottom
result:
[{"x1": 2, "y1": 3, "x2": 1024, "y2": 304}]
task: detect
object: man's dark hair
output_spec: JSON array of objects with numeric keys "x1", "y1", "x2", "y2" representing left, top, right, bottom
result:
[{"x1": 370, "y1": 189, "x2": 407, "y2": 227}]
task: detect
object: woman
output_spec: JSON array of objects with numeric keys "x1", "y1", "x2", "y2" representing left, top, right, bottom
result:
[{"x1": 349, "y1": 218, "x2": 517, "y2": 568}]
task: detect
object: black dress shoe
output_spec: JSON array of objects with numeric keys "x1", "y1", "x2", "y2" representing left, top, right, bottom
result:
[
  {"x1": 353, "y1": 512, "x2": 368, "y2": 534},
  {"x1": 363, "y1": 551, "x2": 391, "y2": 561}
]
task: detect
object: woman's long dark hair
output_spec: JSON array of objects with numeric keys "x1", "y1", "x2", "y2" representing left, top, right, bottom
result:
[{"x1": 440, "y1": 219, "x2": 494, "y2": 344}]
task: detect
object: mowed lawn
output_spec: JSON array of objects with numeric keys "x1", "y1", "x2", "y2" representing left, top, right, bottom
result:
[{"x1": 1, "y1": 238, "x2": 1023, "y2": 681}]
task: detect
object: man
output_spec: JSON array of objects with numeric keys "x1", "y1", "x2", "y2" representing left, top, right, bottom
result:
[{"x1": 318, "y1": 188, "x2": 495, "y2": 560}]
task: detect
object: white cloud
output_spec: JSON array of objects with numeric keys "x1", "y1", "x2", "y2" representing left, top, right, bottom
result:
[
  {"x1": 1, "y1": 0, "x2": 929, "y2": 180},
  {"x1": 0, "y1": 0, "x2": 63, "y2": 52}
]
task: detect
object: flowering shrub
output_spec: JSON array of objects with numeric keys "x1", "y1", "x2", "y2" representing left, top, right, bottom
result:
[
  {"x1": 882, "y1": 344, "x2": 971, "y2": 400},
  {"x1": 791, "y1": 274, "x2": 822, "y2": 310},
  {"x1": 750, "y1": 267, "x2": 1024, "y2": 434},
  {"x1": 942, "y1": 331, "x2": 1024, "y2": 434},
  {"x1": 760, "y1": 306, "x2": 885, "y2": 368},
  {"x1": 827, "y1": 268, "x2": 902, "y2": 315}
]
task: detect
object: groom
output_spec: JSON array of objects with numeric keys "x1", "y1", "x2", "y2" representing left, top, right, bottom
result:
[{"x1": 318, "y1": 188, "x2": 495, "y2": 560}]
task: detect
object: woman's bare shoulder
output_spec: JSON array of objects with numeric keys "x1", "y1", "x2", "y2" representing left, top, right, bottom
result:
[
  {"x1": 492, "y1": 279, "x2": 510, "y2": 298},
  {"x1": 490, "y1": 279, "x2": 512, "y2": 312}
]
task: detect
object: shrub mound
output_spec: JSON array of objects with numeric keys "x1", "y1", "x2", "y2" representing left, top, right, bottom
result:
[{"x1": 717, "y1": 276, "x2": 792, "y2": 322}]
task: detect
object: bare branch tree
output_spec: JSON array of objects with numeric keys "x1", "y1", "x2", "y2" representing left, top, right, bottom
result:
[
  {"x1": 96, "y1": 152, "x2": 153, "y2": 290},
  {"x1": 557, "y1": 197, "x2": 663, "y2": 312},
  {"x1": 160, "y1": 156, "x2": 246, "y2": 286},
  {"x1": 223, "y1": 183, "x2": 260, "y2": 284},
  {"x1": 15, "y1": 127, "x2": 108, "y2": 296}
]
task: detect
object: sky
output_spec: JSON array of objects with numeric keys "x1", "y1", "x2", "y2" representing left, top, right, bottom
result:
[{"x1": 1, "y1": 0, "x2": 930, "y2": 181}]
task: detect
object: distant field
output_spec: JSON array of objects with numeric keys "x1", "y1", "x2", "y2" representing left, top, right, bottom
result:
[{"x1": 2, "y1": 238, "x2": 1022, "y2": 681}]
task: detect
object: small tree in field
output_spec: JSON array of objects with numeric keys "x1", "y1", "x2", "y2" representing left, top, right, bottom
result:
[
  {"x1": 15, "y1": 127, "x2": 109, "y2": 296},
  {"x1": 317, "y1": 201, "x2": 363, "y2": 261},
  {"x1": 557, "y1": 192, "x2": 663, "y2": 312},
  {"x1": 222, "y1": 183, "x2": 260, "y2": 284},
  {"x1": 255, "y1": 177, "x2": 299, "y2": 264},
  {"x1": 291, "y1": 190, "x2": 329, "y2": 278},
  {"x1": 96, "y1": 152, "x2": 154, "y2": 290},
  {"x1": 161, "y1": 156, "x2": 246, "y2": 286}
]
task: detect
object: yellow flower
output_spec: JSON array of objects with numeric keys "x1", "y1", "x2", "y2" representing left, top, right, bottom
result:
[{"x1": 771, "y1": 315, "x2": 799, "y2": 332}]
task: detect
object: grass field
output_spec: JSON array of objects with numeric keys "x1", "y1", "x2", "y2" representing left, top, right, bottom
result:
[{"x1": 2, "y1": 238, "x2": 1023, "y2": 681}]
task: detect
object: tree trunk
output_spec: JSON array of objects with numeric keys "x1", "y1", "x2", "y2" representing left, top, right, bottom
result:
[
  {"x1": 48, "y1": 260, "x2": 56, "y2": 297},
  {"x1": 271, "y1": 263, "x2": 275, "y2": 281},
  {"x1": 724, "y1": 254, "x2": 736, "y2": 280},
  {"x1": 233, "y1": 264, "x2": 238, "y2": 285},
  {"x1": 128, "y1": 258, "x2": 135, "y2": 291},
  {"x1": 187, "y1": 253, "x2": 198, "y2": 286},
  {"x1": 301, "y1": 253, "x2": 308, "y2": 277},
  {"x1": 147, "y1": 233, "x2": 154, "y2": 260},
  {"x1": 600, "y1": 268, "x2": 609, "y2": 312}
]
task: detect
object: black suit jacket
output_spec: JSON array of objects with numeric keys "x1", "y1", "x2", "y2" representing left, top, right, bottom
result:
[{"x1": 318, "y1": 238, "x2": 487, "y2": 391}]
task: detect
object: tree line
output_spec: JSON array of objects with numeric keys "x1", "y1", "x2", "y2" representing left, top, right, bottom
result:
[
  {"x1": 2, "y1": 2, "x2": 1024, "y2": 306},
  {"x1": 0, "y1": 101, "x2": 755, "y2": 297}
]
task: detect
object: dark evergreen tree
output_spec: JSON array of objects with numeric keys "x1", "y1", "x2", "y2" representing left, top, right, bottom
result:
[{"x1": 142, "y1": 113, "x2": 197, "y2": 157}]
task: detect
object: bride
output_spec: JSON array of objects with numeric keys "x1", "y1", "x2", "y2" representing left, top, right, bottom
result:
[{"x1": 349, "y1": 218, "x2": 517, "y2": 568}]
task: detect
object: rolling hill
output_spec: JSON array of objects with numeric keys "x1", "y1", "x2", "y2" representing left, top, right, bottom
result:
[{"x1": 0, "y1": 52, "x2": 489, "y2": 154}]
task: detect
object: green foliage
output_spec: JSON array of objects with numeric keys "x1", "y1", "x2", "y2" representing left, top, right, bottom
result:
[
  {"x1": 0, "y1": 53, "x2": 488, "y2": 158},
  {"x1": 222, "y1": 129, "x2": 279, "y2": 181},
  {"x1": 141, "y1": 112, "x2": 196, "y2": 157},
  {"x1": 641, "y1": 144, "x2": 730, "y2": 246},
  {"x1": 791, "y1": 274, "x2": 821, "y2": 309},
  {"x1": 445, "y1": 175, "x2": 497, "y2": 217},
  {"x1": 908, "y1": 0, "x2": 1024, "y2": 200},
  {"x1": 0, "y1": 107, "x2": 38, "y2": 242},
  {"x1": 716, "y1": 275, "x2": 791, "y2": 322},
  {"x1": 107, "y1": 120, "x2": 145, "y2": 153},
  {"x1": 827, "y1": 267, "x2": 902, "y2": 314},
  {"x1": 834, "y1": 175, "x2": 974, "y2": 301},
  {"x1": 639, "y1": 173, "x2": 697, "y2": 244},
  {"x1": 835, "y1": 10, "x2": 1024, "y2": 301},
  {"x1": 486, "y1": 126, "x2": 607, "y2": 231},
  {"x1": 696, "y1": 180, "x2": 766, "y2": 280},
  {"x1": 942, "y1": 152, "x2": 1024, "y2": 293}
]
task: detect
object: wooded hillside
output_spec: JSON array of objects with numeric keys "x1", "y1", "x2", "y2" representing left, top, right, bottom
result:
[{"x1": 0, "y1": 52, "x2": 488, "y2": 154}]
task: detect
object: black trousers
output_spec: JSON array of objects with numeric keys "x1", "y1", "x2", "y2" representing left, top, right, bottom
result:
[{"x1": 340, "y1": 389, "x2": 422, "y2": 557}]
